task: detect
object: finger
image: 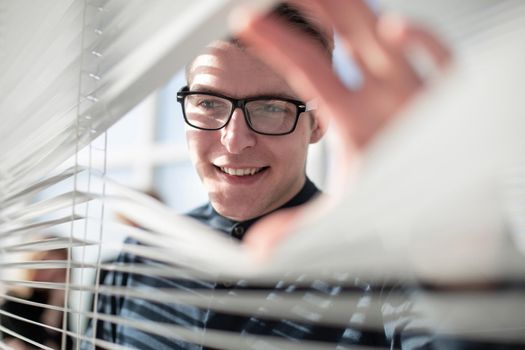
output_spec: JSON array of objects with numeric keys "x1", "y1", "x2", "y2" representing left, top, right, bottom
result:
[
  {"x1": 314, "y1": 0, "x2": 421, "y2": 89},
  {"x1": 233, "y1": 9, "x2": 366, "y2": 149},
  {"x1": 243, "y1": 207, "x2": 302, "y2": 261},
  {"x1": 290, "y1": 0, "x2": 375, "y2": 85},
  {"x1": 379, "y1": 16, "x2": 452, "y2": 71},
  {"x1": 244, "y1": 194, "x2": 341, "y2": 260},
  {"x1": 235, "y1": 8, "x2": 344, "y2": 105},
  {"x1": 316, "y1": 0, "x2": 384, "y2": 81},
  {"x1": 285, "y1": 0, "x2": 334, "y2": 50}
]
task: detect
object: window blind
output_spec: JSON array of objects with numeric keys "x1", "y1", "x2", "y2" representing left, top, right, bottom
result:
[
  {"x1": 0, "y1": 1, "x2": 279, "y2": 349},
  {"x1": 1, "y1": 1, "x2": 525, "y2": 350}
]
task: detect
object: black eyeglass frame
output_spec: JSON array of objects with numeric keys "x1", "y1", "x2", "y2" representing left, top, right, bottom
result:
[{"x1": 176, "y1": 86, "x2": 308, "y2": 136}]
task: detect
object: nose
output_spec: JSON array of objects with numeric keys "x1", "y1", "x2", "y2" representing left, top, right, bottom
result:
[{"x1": 220, "y1": 107, "x2": 257, "y2": 154}]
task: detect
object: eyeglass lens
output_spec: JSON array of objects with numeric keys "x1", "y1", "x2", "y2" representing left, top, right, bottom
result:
[{"x1": 184, "y1": 94, "x2": 298, "y2": 134}]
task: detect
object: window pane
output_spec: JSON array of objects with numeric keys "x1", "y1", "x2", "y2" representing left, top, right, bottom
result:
[
  {"x1": 156, "y1": 71, "x2": 187, "y2": 145},
  {"x1": 154, "y1": 163, "x2": 207, "y2": 213}
]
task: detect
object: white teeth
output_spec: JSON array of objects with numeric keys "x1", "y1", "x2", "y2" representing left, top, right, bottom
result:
[{"x1": 220, "y1": 167, "x2": 263, "y2": 176}]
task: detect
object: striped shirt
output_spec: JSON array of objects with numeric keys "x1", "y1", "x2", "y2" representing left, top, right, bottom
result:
[{"x1": 82, "y1": 178, "x2": 430, "y2": 349}]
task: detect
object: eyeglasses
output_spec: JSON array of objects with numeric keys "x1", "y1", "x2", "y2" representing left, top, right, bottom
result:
[{"x1": 176, "y1": 86, "x2": 311, "y2": 136}]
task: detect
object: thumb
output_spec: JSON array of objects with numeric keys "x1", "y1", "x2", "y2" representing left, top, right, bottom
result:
[{"x1": 243, "y1": 206, "x2": 303, "y2": 262}]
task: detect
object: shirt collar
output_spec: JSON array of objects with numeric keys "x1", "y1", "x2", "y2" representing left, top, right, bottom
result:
[{"x1": 206, "y1": 177, "x2": 320, "y2": 240}]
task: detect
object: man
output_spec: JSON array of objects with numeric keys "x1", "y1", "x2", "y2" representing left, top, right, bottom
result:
[
  {"x1": 180, "y1": 3, "x2": 330, "y2": 233},
  {"x1": 84, "y1": 1, "x2": 449, "y2": 349}
]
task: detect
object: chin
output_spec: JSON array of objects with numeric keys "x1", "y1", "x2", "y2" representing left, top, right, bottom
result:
[{"x1": 213, "y1": 202, "x2": 254, "y2": 221}]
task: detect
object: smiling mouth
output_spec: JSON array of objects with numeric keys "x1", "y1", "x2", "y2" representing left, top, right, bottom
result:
[{"x1": 216, "y1": 166, "x2": 269, "y2": 177}]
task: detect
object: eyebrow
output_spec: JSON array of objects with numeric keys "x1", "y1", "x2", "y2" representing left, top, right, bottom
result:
[{"x1": 189, "y1": 85, "x2": 299, "y2": 100}]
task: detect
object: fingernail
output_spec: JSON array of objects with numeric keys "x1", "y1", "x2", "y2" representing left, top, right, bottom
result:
[
  {"x1": 228, "y1": 5, "x2": 258, "y2": 34},
  {"x1": 229, "y1": 0, "x2": 278, "y2": 34},
  {"x1": 378, "y1": 14, "x2": 408, "y2": 40}
]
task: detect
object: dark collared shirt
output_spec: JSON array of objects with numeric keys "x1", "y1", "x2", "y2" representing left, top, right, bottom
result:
[
  {"x1": 186, "y1": 176, "x2": 319, "y2": 240},
  {"x1": 83, "y1": 178, "x2": 427, "y2": 349}
]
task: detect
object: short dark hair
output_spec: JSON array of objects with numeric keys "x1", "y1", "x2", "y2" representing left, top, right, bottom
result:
[
  {"x1": 270, "y1": 3, "x2": 333, "y2": 57},
  {"x1": 186, "y1": 2, "x2": 333, "y2": 82},
  {"x1": 227, "y1": 3, "x2": 333, "y2": 57}
]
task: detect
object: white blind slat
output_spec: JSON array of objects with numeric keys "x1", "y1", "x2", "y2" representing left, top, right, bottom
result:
[{"x1": 2, "y1": 1, "x2": 525, "y2": 349}]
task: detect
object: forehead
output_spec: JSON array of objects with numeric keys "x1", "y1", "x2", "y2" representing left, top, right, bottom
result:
[{"x1": 187, "y1": 42, "x2": 295, "y2": 98}]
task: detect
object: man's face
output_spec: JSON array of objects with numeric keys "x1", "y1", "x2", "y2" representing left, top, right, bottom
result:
[{"x1": 185, "y1": 42, "x2": 323, "y2": 221}]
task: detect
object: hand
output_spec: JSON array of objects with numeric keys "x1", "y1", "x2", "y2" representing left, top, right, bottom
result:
[
  {"x1": 233, "y1": 0, "x2": 451, "y2": 258},
  {"x1": 5, "y1": 338, "x2": 30, "y2": 350}
]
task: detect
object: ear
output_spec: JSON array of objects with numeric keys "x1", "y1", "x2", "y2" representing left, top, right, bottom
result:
[{"x1": 309, "y1": 111, "x2": 328, "y2": 144}]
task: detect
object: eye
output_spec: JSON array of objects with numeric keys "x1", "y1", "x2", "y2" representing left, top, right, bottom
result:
[
  {"x1": 249, "y1": 100, "x2": 292, "y2": 116},
  {"x1": 263, "y1": 103, "x2": 287, "y2": 113},
  {"x1": 197, "y1": 98, "x2": 223, "y2": 110},
  {"x1": 185, "y1": 94, "x2": 229, "y2": 111}
]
